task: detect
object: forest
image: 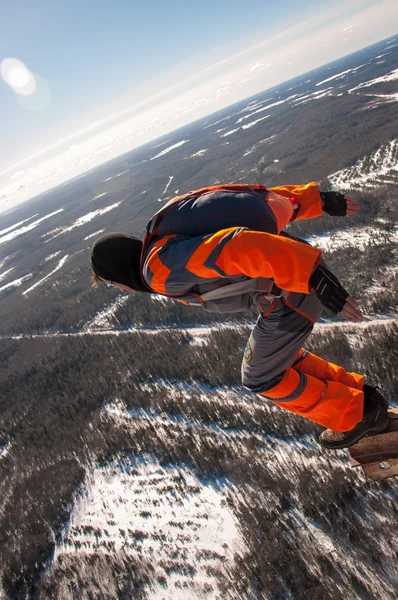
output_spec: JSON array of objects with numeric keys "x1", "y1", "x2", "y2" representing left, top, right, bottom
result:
[{"x1": 0, "y1": 321, "x2": 397, "y2": 598}]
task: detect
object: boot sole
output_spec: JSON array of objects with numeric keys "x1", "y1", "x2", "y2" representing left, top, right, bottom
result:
[{"x1": 319, "y1": 416, "x2": 390, "y2": 450}]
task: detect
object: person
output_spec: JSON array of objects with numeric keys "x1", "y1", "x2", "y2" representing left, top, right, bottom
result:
[{"x1": 90, "y1": 182, "x2": 389, "y2": 449}]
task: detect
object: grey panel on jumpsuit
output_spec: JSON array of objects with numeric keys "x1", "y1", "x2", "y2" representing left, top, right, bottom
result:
[{"x1": 241, "y1": 290, "x2": 324, "y2": 394}]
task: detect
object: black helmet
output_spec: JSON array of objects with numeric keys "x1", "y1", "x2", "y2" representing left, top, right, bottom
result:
[{"x1": 90, "y1": 233, "x2": 151, "y2": 293}]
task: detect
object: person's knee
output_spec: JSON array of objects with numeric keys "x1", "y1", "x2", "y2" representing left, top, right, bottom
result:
[{"x1": 241, "y1": 369, "x2": 285, "y2": 394}]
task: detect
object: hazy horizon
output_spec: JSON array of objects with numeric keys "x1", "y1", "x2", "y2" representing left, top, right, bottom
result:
[{"x1": 1, "y1": 0, "x2": 397, "y2": 213}]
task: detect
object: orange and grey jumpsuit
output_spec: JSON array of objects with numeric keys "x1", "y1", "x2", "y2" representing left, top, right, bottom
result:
[{"x1": 141, "y1": 182, "x2": 364, "y2": 432}]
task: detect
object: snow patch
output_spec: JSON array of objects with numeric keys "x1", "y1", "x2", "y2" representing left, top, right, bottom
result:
[
  {"x1": 348, "y1": 67, "x2": 398, "y2": 92},
  {"x1": 104, "y1": 171, "x2": 129, "y2": 182},
  {"x1": 84, "y1": 229, "x2": 105, "y2": 241},
  {"x1": 151, "y1": 141, "x2": 189, "y2": 160},
  {"x1": 52, "y1": 456, "x2": 243, "y2": 600},
  {"x1": 0, "y1": 268, "x2": 14, "y2": 282},
  {"x1": 221, "y1": 128, "x2": 240, "y2": 137},
  {"x1": 90, "y1": 192, "x2": 108, "y2": 202},
  {"x1": 44, "y1": 252, "x2": 62, "y2": 262},
  {"x1": 84, "y1": 294, "x2": 131, "y2": 330},
  {"x1": 0, "y1": 209, "x2": 64, "y2": 245},
  {"x1": 0, "y1": 214, "x2": 38, "y2": 237},
  {"x1": 162, "y1": 176, "x2": 174, "y2": 195},
  {"x1": 188, "y1": 149, "x2": 209, "y2": 158},
  {"x1": 316, "y1": 64, "x2": 365, "y2": 86},
  {"x1": 328, "y1": 139, "x2": 398, "y2": 189},
  {"x1": 0, "y1": 441, "x2": 12, "y2": 460},
  {"x1": 0, "y1": 274, "x2": 33, "y2": 293},
  {"x1": 306, "y1": 225, "x2": 397, "y2": 251},
  {"x1": 292, "y1": 87, "x2": 334, "y2": 105},
  {"x1": 44, "y1": 203, "x2": 121, "y2": 239},
  {"x1": 235, "y1": 99, "x2": 286, "y2": 124},
  {"x1": 241, "y1": 115, "x2": 270, "y2": 129},
  {"x1": 23, "y1": 255, "x2": 69, "y2": 295}
]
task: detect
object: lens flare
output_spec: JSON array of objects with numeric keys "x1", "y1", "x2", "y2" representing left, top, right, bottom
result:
[
  {"x1": 1, "y1": 57, "x2": 37, "y2": 96},
  {"x1": 8, "y1": 66, "x2": 30, "y2": 88}
]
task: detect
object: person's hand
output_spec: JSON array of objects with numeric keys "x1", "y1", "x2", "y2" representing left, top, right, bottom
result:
[
  {"x1": 338, "y1": 295, "x2": 364, "y2": 322},
  {"x1": 310, "y1": 265, "x2": 364, "y2": 321},
  {"x1": 320, "y1": 191, "x2": 359, "y2": 217},
  {"x1": 344, "y1": 195, "x2": 360, "y2": 216}
]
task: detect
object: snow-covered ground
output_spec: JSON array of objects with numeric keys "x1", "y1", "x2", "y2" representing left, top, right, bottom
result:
[
  {"x1": 235, "y1": 99, "x2": 287, "y2": 123},
  {"x1": 150, "y1": 141, "x2": 189, "y2": 161},
  {"x1": 51, "y1": 455, "x2": 243, "y2": 599},
  {"x1": 90, "y1": 192, "x2": 108, "y2": 202},
  {"x1": 84, "y1": 228, "x2": 105, "y2": 241},
  {"x1": 0, "y1": 441, "x2": 12, "y2": 461},
  {"x1": 82, "y1": 294, "x2": 131, "y2": 331},
  {"x1": 22, "y1": 255, "x2": 69, "y2": 296},
  {"x1": 188, "y1": 149, "x2": 209, "y2": 159},
  {"x1": 0, "y1": 209, "x2": 64, "y2": 245},
  {"x1": 104, "y1": 171, "x2": 129, "y2": 182},
  {"x1": 0, "y1": 273, "x2": 33, "y2": 293},
  {"x1": 0, "y1": 214, "x2": 38, "y2": 238},
  {"x1": 0, "y1": 268, "x2": 14, "y2": 283},
  {"x1": 292, "y1": 86, "x2": 334, "y2": 105},
  {"x1": 241, "y1": 115, "x2": 270, "y2": 129},
  {"x1": 44, "y1": 251, "x2": 62, "y2": 262},
  {"x1": 43, "y1": 202, "x2": 121, "y2": 240},
  {"x1": 42, "y1": 373, "x2": 398, "y2": 599},
  {"x1": 315, "y1": 64, "x2": 366, "y2": 87},
  {"x1": 306, "y1": 223, "x2": 398, "y2": 251},
  {"x1": 162, "y1": 176, "x2": 174, "y2": 195},
  {"x1": 348, "y1": 66, "x2": 398, "y2": 92},
  {"x1": 328, "y1": 139, "x2": 398, "y2": 190}
]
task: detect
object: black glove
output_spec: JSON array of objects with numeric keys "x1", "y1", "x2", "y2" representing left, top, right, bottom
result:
[
  {"x1": 309, "y1": 265, "x2": 349, "y2": 314},
  {"x1": 320, "y1": 191, "x2": 347, "y2": 216}
]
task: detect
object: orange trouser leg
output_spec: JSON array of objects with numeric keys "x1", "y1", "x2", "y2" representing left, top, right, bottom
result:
[
  {"x1": 293, "y1": 348, "x2": 364, "y2": 389},
  {"x1": 259, "y1": 367, "x2": 364, "y2": 432}
]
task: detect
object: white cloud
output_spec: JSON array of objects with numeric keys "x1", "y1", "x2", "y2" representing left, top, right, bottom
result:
[{"x1": 250, "y1": 62, "x2": 266, "y2": 73}]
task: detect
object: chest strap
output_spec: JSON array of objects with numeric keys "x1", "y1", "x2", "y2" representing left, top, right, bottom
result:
[{"x1": 198, "y1": 277, "x2": 278, "y2": 302}]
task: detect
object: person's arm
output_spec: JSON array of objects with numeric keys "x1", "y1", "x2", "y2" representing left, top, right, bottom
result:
[
  {"x1": 143, "y1": 227, "x2": 322, "y2": 295},
  {"x1": 268, "y1": 181, "x2": 323, "y2": 220},
  {"x1": 269, "y1": 182, "x2": 360, "y2": 220},
  {"x1": 144, "y1": 228, "x2": 363, "y2": 321}
]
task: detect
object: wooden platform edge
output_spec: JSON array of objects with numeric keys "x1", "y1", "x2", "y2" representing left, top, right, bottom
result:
[{"x1": 348, "y1": 408, "x2": 398, "y2": 481}]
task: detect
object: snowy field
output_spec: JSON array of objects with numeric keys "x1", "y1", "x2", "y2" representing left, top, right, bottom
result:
[
  {"x1": 45, "y1": 381, "x2": 398, "y2": 599},
  {"x1": 306, "y1": 222, "x2": 398, "y2": 251},
  {"x1": 328, "y1": 139, "x2": 398, "y2": 190},
  {"x1": 51, "y1": 455, "x2": 243, "y2": 600}
]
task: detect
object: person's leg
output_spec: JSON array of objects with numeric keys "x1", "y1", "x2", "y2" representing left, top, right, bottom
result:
[
  {"x1": 292, "y1": 348, "x2": 364, "y2": 389},
  {"x1": 241, "y1": 296, "x2": 364, "y2": 432},
  {"x1": 263, "y1": 372, "x2": 363, "y2": 432},
  {"x1": 288, "y1": 349, "x2": 389, "y2": 441}
]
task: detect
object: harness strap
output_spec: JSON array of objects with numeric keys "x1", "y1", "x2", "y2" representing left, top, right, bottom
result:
[{"x1": 199, "y1": 277, "x2": 276, "y2": 301}]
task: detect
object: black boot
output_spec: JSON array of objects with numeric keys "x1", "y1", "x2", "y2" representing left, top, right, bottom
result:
[
  {"x1": 362, "y1": 384, "x2": 389, "y2": 411},
  {"x1": 319, "y1": 385, "x2": 389, "y2": 450}
]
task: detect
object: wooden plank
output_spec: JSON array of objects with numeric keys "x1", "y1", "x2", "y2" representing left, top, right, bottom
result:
[
  {"x1": 360, "y1": 458, "x2": 398, "y2": 481},
  {"x1": 349, "y1": 408, "x2": 398, "y2": 481}
]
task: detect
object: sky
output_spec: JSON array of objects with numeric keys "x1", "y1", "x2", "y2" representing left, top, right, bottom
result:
[{"x1": 0, "y1": 0, "x2": 397, "y2": 212}]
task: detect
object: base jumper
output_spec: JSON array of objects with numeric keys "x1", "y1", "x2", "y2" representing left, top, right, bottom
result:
[{"x1": 90, "y1": 182, "x2": 389, "y2": 449}]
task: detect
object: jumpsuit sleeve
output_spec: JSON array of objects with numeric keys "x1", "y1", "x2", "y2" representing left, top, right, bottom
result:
[
  {"x1": 268, "y1": 181, "x2": 323, "y2": 221},
  {"x1": 144, "y1": 227, "x2": 322, "y2": 295}
]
